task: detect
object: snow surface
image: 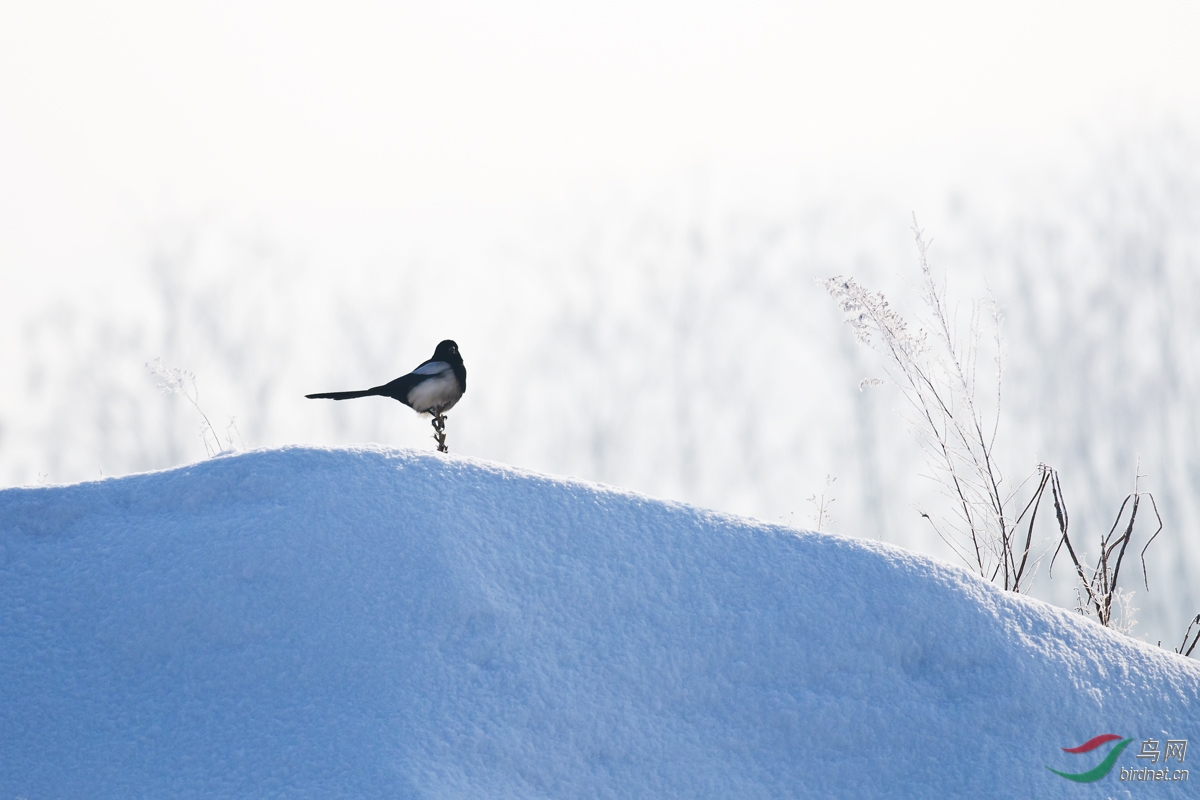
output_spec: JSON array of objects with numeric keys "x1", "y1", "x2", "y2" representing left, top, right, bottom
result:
[{"x1": 1, "y1": 446, "x2": 1197, "y2": 798}]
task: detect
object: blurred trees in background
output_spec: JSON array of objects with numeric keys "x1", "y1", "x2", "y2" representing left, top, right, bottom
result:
[{"x1": 4, "y1": 127, "x2": 1198, "y2": 643}]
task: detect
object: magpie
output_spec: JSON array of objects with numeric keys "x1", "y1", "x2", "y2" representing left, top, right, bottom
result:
[{"x1": 306, "y1": 340, "x2": 466, "y2": 451}]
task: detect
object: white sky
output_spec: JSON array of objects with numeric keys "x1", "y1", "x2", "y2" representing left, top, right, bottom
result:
[{"x1": 2, "y1": 0, "x2": 1199, "y2": 310}]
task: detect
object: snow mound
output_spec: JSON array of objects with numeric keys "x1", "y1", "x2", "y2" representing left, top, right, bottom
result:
[{"x1": 2, "y1": 446, "x2": 1197, "y2": 798}]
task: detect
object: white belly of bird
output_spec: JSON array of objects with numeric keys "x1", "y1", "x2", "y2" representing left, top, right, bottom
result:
[{"x1": 405, "y1": 373, "x2": 462, "y2": 414}]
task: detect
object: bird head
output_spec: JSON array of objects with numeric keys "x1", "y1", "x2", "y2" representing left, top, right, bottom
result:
[{"x1": 433, "y1": 340, "x2": 461, "y2": 363}]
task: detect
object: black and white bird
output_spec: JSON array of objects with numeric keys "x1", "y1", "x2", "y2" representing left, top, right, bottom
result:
[{"x1": 306, "y1": 340, "x2": 466, "y2": 450}]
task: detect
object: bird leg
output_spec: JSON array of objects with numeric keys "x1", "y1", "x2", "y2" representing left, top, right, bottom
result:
[{"x1": 430, "y1": 412, "x2": 448, "y2": 453}]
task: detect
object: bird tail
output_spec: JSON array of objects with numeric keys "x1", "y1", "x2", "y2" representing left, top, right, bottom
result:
[{"x1": 305, "y1": 389, "x2": 378, "y2": 400}]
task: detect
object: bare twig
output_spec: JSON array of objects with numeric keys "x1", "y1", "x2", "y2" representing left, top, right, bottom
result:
[
  {"x1": 1139, "y1": 493, "x2": 1164, "y2": 591},
  {"x1": 1047, "y1": 464, "x2": 1161, "y2": 628},
  {"x1": 146, "y1": 358, "x2": 223, "y2": 456},
  {"x1": 1007, "y1": 465, "x2": 1051, "y2": 592},
  {"x1": 1177, "y1": 613, "x2": 1200, "y2": 658},
  {"x1": 807, "y1": 475, "x2": 837, "y2": 532},
  {"x1": 226, "y1": 416, "x2": 247, "y2": 452},
  {"x1": 431, "y1": 412, "x2": 448, "y2": 453}
]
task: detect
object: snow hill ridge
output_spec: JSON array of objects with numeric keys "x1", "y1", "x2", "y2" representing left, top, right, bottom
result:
[{"x1": 1, "y1": 446, "x2": 1196, "y2": 798}]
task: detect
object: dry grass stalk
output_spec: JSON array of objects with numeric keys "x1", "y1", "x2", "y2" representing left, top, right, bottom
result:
[
  {"x1": 826, "y1": 218, "x2": 1038, "y2": 591},
  {"x1": 1048, "y1": 464, "x2": 1162, "y2": 627}
]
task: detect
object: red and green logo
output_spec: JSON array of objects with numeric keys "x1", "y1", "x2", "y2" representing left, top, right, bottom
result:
[{"x1": 1048, "y1": 734, "x2": 1134, "y2": 782}]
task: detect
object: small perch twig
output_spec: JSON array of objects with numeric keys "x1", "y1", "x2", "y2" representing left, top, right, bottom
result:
[{"x1": 431, "y1": 412, "x2": 448, "y2": 453}]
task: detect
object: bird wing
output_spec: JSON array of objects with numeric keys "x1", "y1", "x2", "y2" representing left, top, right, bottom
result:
[
  {"x1": 372, "y1": 361, "x2": 450, "y2": 404},
  {"x1": 373, "y1": 373, "x2": 423, "y2": 402},
  {"x1": 411, "y1": 360, "x2": 452, "y2": 377},
  {"x1": 372, "y1": 361, "x2": 449, "y2": 398}
]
